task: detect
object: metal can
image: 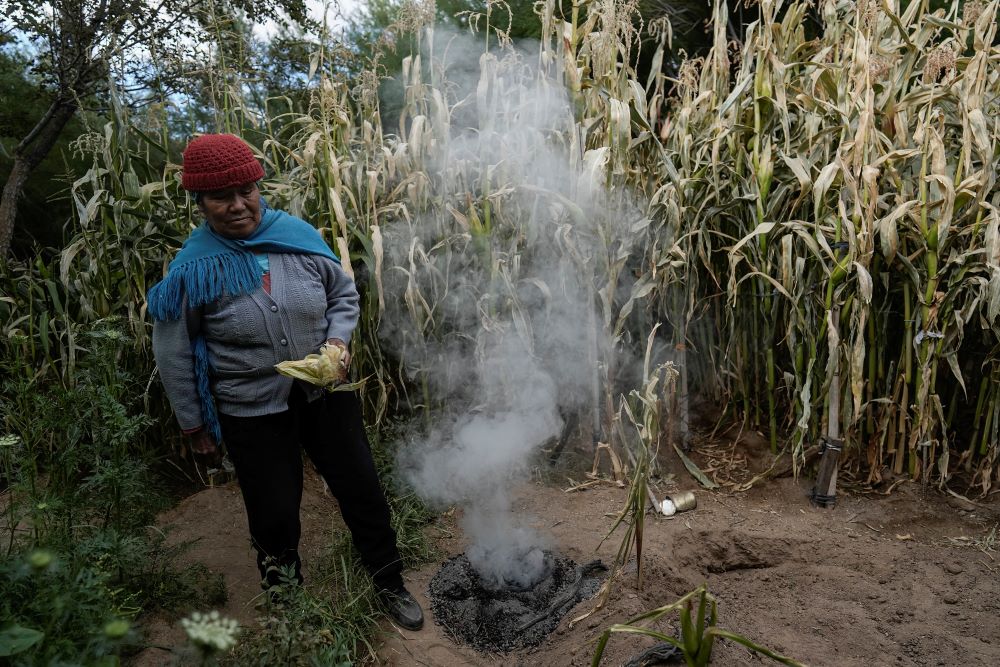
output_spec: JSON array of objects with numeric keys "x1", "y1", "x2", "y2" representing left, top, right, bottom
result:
[{"x1": 667, "y1": 490, "x2": 697, "y2": 513}]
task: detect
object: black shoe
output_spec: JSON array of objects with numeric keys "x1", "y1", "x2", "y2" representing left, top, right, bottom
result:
[{"x1": 380, "y1": 585, "x2": 424, "y2": 631}]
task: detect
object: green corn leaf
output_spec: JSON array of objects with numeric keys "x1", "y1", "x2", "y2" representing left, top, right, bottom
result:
[{"x1": 673, "y1": 444, "x2": 719, "y2": 489}]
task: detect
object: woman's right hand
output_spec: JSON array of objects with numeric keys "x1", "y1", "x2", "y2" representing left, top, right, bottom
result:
[
  {"x1": 326, "y1": 338, "x2": 351, "y2": 383},
  {"x1": 189, "y1": 430, "x2": 218, "y2": 457}
]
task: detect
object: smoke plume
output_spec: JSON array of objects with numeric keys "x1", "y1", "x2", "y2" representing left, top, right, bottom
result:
[{"x1": 384, "y1": 28, "x2": 645, "y2": 587}]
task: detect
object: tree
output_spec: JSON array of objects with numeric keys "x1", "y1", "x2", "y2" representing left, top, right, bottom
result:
[
  {"x1": 346, "y1": 0, "x2": 552, "y2": 129},
  {"x1": 0, "y1": 40, "x2": 89, "y2": 251},
  {"x1": 0, "y1": 0, "x2": 310, "y2": 258}
]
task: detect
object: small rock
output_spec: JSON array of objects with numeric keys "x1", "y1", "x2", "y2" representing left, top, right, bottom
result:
[
  {"x1": 944, "y1": 563, "x2": 963, "y2": 575},
  {"x1": 943, "y1": 594, "x2": 959, "y2": 605}
]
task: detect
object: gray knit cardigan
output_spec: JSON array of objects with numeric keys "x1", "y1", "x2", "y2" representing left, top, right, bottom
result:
[{"x1": 152, "y1": 252, "x2": 360, "y2": 431}]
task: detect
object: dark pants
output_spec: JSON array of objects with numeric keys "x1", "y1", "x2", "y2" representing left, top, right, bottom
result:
[{"x1": 219, "y1": 386, "x2": 403, "y2": 591}]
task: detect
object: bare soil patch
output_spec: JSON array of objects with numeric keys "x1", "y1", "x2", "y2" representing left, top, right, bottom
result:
[
  {"x1": 133, "y1": 448, "x2": 1000, "y2": 667},
  {"x1": 382, "y1": 476, "x2": 999, "y2": 667}
]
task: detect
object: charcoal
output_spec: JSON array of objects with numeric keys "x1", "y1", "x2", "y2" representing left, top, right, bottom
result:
[{"x1": 429, "y1": 551, "x2": 606, "y2": 653}]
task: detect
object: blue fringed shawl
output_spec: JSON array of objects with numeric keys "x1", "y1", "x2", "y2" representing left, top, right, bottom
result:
[
  {"x1": 148, "y1": 204, "x2": 340, "y2": 443},
  {"x1": 148, "y1": 205, "x2": 338, "y2": 321}
]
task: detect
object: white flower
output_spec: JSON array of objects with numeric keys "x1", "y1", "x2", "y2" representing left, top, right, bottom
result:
[{"x1": 180, "y1": 610, "x2": 240, "y2": 654}]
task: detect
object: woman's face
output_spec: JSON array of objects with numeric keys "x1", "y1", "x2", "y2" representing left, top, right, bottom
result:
[{"x1": 198, "y1": 182, "x2": 262, "y2": 239}]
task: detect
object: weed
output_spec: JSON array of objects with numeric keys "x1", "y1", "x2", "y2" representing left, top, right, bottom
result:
[
  {"x1": 370, "y1": 421, "x2": 441, "y2": 567},
  {"x1": 0, "y1": 549, "x2": 136, "y2": 664},
  {"x1": 0, "y1": 322, "x2": 228, "y2": 659},
  {"x1": 181, "y1": 610, "x2": 241, "y2": 663},
  {"x1": 592, "y1": 584, "x2": 805, "y2": 667},
  {"x1": 225, "y1": 544, "x2": 381, "y2": 666}
]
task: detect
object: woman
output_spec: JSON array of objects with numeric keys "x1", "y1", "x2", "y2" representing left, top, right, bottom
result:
[{"x1": 148, "y1": 133, "x2": 423, "y2": 631}]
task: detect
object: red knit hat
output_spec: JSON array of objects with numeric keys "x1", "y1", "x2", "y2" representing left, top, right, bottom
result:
[{"x1": 181, "y1": 134, "x2": 265, "y2": 192}]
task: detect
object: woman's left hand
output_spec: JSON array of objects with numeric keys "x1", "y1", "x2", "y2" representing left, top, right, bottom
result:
[{"x1": 326, "y1": 338, "x2": 350, "y2": 382}]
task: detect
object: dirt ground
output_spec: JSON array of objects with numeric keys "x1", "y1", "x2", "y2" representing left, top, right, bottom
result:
[{"x1": 134, "y1": 434, "x2": 1000, "y2": 667}]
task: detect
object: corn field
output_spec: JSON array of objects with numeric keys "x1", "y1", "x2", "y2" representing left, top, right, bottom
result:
[{"x1": 2, "y1": 0, "x2": 999, "y2": 497}]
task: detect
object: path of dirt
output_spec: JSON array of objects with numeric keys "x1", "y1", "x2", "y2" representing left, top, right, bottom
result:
[{"x1": 134, "y1": 453, "x2": 1000, "y2": 667}]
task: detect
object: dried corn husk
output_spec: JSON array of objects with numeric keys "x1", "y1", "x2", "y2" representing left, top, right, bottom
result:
[{"x1": 275, "y1": 343, "x2": 347, "y2": 388}]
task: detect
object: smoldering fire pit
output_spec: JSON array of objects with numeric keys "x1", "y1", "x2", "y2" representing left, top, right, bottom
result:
[{"x1": 429, "y1": 550, "x2": 607, "y2": 653}]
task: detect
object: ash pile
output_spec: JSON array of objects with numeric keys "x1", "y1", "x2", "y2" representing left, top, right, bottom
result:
[{"x1": 429, "y1": 549, "x2": 606, "y2": 653}]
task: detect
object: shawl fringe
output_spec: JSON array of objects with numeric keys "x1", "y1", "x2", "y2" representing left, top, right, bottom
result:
[{"x1": 147, "y1": 252, "x2": 260, "y2": 322}]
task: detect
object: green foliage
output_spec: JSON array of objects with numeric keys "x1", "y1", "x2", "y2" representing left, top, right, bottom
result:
[
  {"x1": 0, "y1": 94, "x2": 190, "y2": 390},
  {"x1": 255, "y1": 25, "x2": 360, "y2": 115},
  {"x1": 387, "y1": 489, "x2": 439, "y2": 567},
  {"x1": 591, "y1": 584, "x2": 805, "y2": 667},
  {"x1": 1, "y1": 319, "x2": 159, "y2": 533},
  {"x1": 71, "y1": 529, "x2": 229, "y2": 615},
  {"x1": 369, "y1": 422, "x2": 440, "y2": 566},
  {"x1": 347, "y1": 0, "x2": 551, "y2": 125},
  {"x1": 0, "y1": 550, "x2": 135, "y2": 665},
  {"x1": 225, "y1": 549, "x2": 380, "y2": 666},
  {"x1": 0, "y1": 319, "x2": 228, "y2": 659},
  {"x1": 0, "y1": 0, "x2": 315, "y2": 257}
]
